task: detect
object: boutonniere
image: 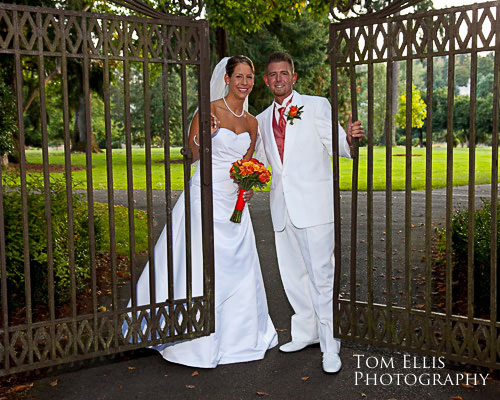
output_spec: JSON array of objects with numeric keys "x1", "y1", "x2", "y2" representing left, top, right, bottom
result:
[{"x1": 286, "y1": 105, "x2": 304, "y2": 125}]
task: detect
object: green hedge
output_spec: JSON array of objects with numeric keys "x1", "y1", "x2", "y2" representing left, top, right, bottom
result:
[
  {"x1": 451, "y1": 200, "x2": 500, "y2": 318},
  {"x1": 2, "y1": 174, "x2": 104, "y2": 308},
  {"x1": 0, "y1": 76, "x2": 15, "y2": 157}
]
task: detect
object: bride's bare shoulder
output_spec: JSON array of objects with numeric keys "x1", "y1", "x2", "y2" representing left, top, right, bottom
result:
[
  {"x1": 246, "y1": 113, "x2": 258, "y2": 135},
  {"x1": 210, "y1": 99, "x2": 225, "y2": 111}
]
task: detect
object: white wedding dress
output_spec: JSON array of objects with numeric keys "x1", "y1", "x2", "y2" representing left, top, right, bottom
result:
[{"x1": 129, "y1": 127, "x2": 278, "y2": 368}]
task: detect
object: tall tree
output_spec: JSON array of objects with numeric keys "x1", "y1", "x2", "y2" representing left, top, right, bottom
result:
[
  {"x1": 394, "y1": 84, "x2": 427, "y2": 147},
  {"x1": 0, "y1": 0, "x2": 105, "y2": 159},
  {"x1": 226, "y1": 12, "x2": 348, "y2": 119},
  {"x1": 205, "y1": 0, "x2": 329, "y2": 60}
]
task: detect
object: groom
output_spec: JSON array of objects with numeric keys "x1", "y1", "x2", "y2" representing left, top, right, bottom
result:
[{"x1": 255, "y1": 52, "x2": 364, "y2": 373}]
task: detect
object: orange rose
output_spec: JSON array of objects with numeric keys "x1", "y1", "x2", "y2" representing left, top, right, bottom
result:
[
  {"x1": 289, "y1": 106, "x2": 299, "y2": 117},
  {"x1": 258, "y1": 173, "x2": 270, "y2": 183},
  {"x1": 242, "y1": 162, "x2": 254, "y2": 174}
]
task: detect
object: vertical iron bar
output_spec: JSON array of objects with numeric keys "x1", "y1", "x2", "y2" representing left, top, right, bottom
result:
[
  {"x1": 467, "y1": 7, "x2": 478, "y2": 357},
  {"x1": 0, "y1": 149, "x2": 9, "y2": 371},
  {"x1": 489, "y1": 3, "x2": 500, "y2": 366},
  {"x1": 102, "y1": 17, "x2": 119, "y2": 348},
  {"x1": 143, "y1": 22, "x2": 157, "y2": 339},
  {"x1": 330, "y1": 23, "x2": 342, "y2": 340},
  {"x1": 123, "y1": 21, "x2": 137, "y2": 334},
  {"x1": 445, "y1": 12, "x2": 456, "y2": 357},
  {"x1": 404, "y1": 23, "x2": 413, "y2": 347},
  {"x1": 198, "y1": 21, "x2": 214, "y2": 334},
  {"x1": 385, "y1": 23, "x2": 394, "y2": 346},
  {"x1": 161, "y1": 25, "x2": 175, "y2": 323},
  {"x1": 348, "y1": 27, "x2": 359, "y2": 338},
  {"x1": 36, "y1": 11, "x2": 56, "y2": 360},
  {"x1": 180, "y1": 58, "x2": 193, "y2": 334},
  {"x1": 82, "y1": 16, "x2": 98, "y2": 353},
  {"x1": 60, "y1": 12, "x2": 77, "y2": 357},
  {"x1": 14, "y1": 9, "x2": 33, "y2": 364},
  {"x1": 367, "y1": 23, "x2": 374, "y2": 341},
  {"x1": 424, "y1": 16, "x2": 434, "y2": 349}
]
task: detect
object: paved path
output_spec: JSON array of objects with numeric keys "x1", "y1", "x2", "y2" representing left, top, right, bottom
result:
[{"x1": 25, "y1": 188, "x2": 500, "y2": 399}]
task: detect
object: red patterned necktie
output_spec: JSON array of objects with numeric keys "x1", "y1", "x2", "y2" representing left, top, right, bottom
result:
[{"x1": 272, "y1": 97, "x2": 292, "y2": 162}]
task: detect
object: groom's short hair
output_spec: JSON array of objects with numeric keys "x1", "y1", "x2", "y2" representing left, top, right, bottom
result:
[{"x1": 265, "y1": 52, "x2": 294, "y2": 74}]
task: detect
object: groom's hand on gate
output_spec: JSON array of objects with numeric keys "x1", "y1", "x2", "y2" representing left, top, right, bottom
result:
[{"x1": 347, "y1": 114, "x2": 365, "y2": 145}]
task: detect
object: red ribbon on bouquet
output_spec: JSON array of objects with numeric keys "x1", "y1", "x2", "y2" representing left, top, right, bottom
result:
[{"x1": 235, "y1": 189, "x2": 246, "y2": 212}]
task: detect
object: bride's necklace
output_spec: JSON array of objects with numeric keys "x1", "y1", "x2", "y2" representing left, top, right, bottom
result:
[{"x1": 223, "y1": 96, "x2": 244, "y2": 118}]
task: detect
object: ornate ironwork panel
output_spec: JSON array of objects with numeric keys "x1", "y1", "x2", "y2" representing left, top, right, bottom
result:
[
  {"x1": 331, "y1": 0, "x2": 500, "y2": 369},
  {"x1": 0, "y1": 2, "x2": 213, "y2": 376}
]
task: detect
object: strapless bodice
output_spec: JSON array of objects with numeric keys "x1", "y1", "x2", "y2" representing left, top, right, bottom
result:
[{"x1": 191, "y1": 128, "x2": 251, "y2": 190}]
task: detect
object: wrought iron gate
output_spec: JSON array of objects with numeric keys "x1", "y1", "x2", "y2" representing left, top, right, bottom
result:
[
  {"x1": 331, "y1": 0, "x2": 500, "y2": 369},
  {"x1": 0, "y1": 0, "x2": 214, "y2": 376}
]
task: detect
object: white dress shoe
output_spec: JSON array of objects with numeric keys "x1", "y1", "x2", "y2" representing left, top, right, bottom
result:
[
  {"x1": 279, "y1": 340, "x2": 319, "y2": 353},
  {"x1": 322, "y1": 352, "x2": 342, "y2": 373}
]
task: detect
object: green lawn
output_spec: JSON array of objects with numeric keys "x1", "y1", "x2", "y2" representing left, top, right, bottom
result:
[
  {"x1": 94, "y1": 202, "x2": 149, "y2": 256},
  {"x1": 22, "y1": 146, "x2": 497, "y2": 191}
]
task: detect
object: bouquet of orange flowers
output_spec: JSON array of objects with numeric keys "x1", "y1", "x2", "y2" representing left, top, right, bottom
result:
[{"x1": 229, "y1": 158, "x2": 271, "y2": 223}]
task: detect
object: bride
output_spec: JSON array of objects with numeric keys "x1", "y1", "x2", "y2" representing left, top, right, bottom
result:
[{"x1": 127, "y1": 55, "x2": 278, "y2": 368}]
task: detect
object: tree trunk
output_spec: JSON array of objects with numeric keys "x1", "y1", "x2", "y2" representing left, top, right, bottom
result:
[
  {"x1": 1, "y1": 153, "x2": 8, "y2": 168},
  {"x1": 71, "y1": 93, "x2": 101, "y2": 153},
  {"x1": 9, "y1": 74, "x2": 20, "y2": 163},
  {"x1": 391, "y1": 60, "x2": 399, "y2": 146},
  {"x1": 419, "y1": 128, "x2": 423, "y2": 147},
  {"x1": 216, "y1": 27, "x2": 227, "y2": 60}
]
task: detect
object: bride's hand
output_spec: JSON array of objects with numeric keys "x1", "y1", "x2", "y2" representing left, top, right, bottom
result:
[
  {"x1": 211, "y1": 113, "x2": 221, "y2": 136},
  {"x1": 242, "y1": 189, "x2": 254, "y2": 202}
]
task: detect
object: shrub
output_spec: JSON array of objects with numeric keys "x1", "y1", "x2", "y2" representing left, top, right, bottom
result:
[
  {"x1": 2, "y1": 174, "x2": 105, "y2": 308},
  {"x1": 0, "y1": 76, "x2": 15, "y2": 157},
  {"x1": 451, "y1": 200, "x2": 500, "y2": 318}
]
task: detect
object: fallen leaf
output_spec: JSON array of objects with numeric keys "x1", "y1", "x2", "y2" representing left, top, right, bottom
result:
[
  {"x1": 98, "y1": 306, "x2": 107, "y2": 312},
  {"x1": 50, "y1": 380, "x2": 58, "y2": 387},
  {"x1": 128, "y1": 366, "x2": 135, "y2": 370},
  {"x1": 256, "y1": 392, "x2": 269, "y2": 396},
  {"x1": 449, "y1": 396, "x2": 463, "y2": 400},
  {"x1": 186, "y1": 385, "x2": 195, "y2": 389},
  {"x1": 415, "y1": 304, "x2": 425, "y2": 309},
  {"x1": 192, "y1": 371, "x2": 199, "y2": 376},
  {"x1": 460, "y1": 383, "x2": 474, "y2": 389},
  {"x1": 301, "y1": 376, "x2": 309, "y2": 381},
  {"x1": 275, "y1": 328, "x2": 287, "y2": 332},
  {"x1": 11, "y1": 383, "x2": 34, "y2": 393}
]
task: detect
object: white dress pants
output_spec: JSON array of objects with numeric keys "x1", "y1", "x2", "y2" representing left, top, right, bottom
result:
[{"x1": 274, "y1": 210, "x2": 341, "y2": 354}]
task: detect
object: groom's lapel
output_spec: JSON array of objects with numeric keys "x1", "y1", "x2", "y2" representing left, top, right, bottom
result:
[
  {"x1": 283, "y1": 91, "x2": 303, "y2": 170},
  {"x1": 265, "y1": 105, "x2": 282, "y2": 169}
]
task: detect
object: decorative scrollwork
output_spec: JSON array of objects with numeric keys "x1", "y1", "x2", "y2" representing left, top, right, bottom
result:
[
  {"x1": 110, "y1": 0, "x2": 202, "y2": 19},
  {"x1": 331, "y1": 0, "x2": 424, "y2": 23}
]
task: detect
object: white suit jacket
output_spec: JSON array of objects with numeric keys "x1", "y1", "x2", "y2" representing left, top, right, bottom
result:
[{"x1": 255, "y1": 91, "x2": 352, "y2": 232}]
